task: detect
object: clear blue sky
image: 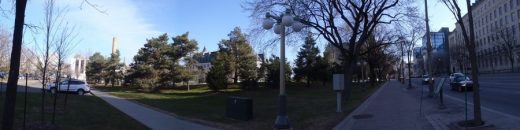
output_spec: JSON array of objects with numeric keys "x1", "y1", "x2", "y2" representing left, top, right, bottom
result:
[{"x1": 0, "y1": 0, "x2": 470, "y2": 65}]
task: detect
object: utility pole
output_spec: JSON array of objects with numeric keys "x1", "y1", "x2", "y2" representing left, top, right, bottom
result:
[{"x1": 424, "y1": 0, "x2": 434, "y2": 97}]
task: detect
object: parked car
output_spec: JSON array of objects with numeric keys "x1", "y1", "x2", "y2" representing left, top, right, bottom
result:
[
  {"x1": 450, "y1": 75, "x2": 473, "y2": 92},
  {"x1": 449, "y1": 73, "x2": 464, "y2": 82},
  {"x1": 47, "y1": 80, "x2": 90, "y2": 95},
  {"x1": 422, "y1": 75, "x2": 434, "y2": 85},
  {"x1": 0, "y1": 72, "x2": 5, "y2": 79}
]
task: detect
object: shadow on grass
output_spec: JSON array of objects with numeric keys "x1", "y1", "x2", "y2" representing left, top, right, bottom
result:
[
  {"x1": 101, "y1": 81, "x2": 385, "y2": 130},
  {"x1": 0, "y1": 92, "x2": 149, "y2": 130}
]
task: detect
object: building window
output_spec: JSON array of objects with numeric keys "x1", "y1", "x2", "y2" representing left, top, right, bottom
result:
[
  {"x1": 512, "y1": 0, "x2": 515, "y2": 9},
  {"x1": 513, "y1": 13, "x2": 516, "y2": 22},
  {"x1": 513, "y1": 25, "x2": 517, "y2": 35}
]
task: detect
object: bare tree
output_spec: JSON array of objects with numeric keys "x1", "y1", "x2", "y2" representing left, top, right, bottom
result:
[
  {"x1": 32, "y1": 0, "x2": 61, "y2": 124},
  {"x1": 0, "y1": 27, "x2": 11, "y2": 73},
  {"x1": 494, "y1": 26, "x2": 517, "y2": 72},
  {"x1": 51, "y1": 21, "x2": 78, "y2": 124},
  {"x1": 245, "y1": 0, "x2": 413, "y2": 100},
  {"x1": 449, "y1": 32, "x2": 469, "y2": 73},
  {"x1": 362, "y1": 27, "x2": 398, "y2": 85},
  {"x1": 1, "y1": 0, "x2": 28, "y2": 129},
  {"x1": 394, "y1": 11, "x2": 425, "y2": 87},
  {"x1": 56, "y1": 23, "x2": 78, "y2": 112},
  {"x1": 439, "y1": 0, "x2": 483, "y2": 125}
]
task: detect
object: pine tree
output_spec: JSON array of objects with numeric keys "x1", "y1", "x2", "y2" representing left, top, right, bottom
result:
[
  {"x1": 128, "y1": 34, "x2": 170, "y2": 91},
  {"x1": 206, "y1": 53, "x2": 228, "y2": 92},
  {"x1": 127, "y1": 33, "x2": 197, "y2": 91},
  {"x1": 217, "y1": 27, "x2": 257, "y2": 84},
  {"x1": 293, "y1": 34, "x2": 320, "y2": 87},
  {"x1": 86, "y1": 52, "x2": 107, "y2": 84},
  {"x1": 106, "y1": 50, "x2": 124, "y2": 87},
  {"x1": 266, "y1": 55, "x2": 292, "y2": 88}
]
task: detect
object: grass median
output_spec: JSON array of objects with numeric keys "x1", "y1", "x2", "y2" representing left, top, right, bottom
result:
[
  {"x1": 0, "y1": 92, "x2": 149, "y2": 130},
  {"x1": 97, "y1": 81, "x2": 384, "y2": 129}
]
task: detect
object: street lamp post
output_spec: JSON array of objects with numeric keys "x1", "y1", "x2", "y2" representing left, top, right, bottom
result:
[{"x1": 263, "y1": 9, "x2": 303, "y2": 129}]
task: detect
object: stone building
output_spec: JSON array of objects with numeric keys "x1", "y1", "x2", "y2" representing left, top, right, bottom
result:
[
  {"x1": 450, "y1": 0, "x2": 520, "y2": 73},
  {"x1": 71, "y1": 54, "x2": 88, "y2": 80}
]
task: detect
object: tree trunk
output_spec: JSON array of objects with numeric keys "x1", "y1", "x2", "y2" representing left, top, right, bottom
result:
[
  {"x1": 466, "y1": 0, "x2": 483, "y2": 125},
  {"x1": 1, "y1": 0, "x2": 28, "y2": 129},
  {"x1": 306, "y1": 73, "x2": 311, "y2": 87},
  {"x1": 342, "y1": 59, "x2": 354, "y2": 101},
  {"x1": 234, "y1": 69, "x2": 238, "y2": 84},
  {"x1": 369, "y1": 64, "x2": 376, "y2": 85},
  {"x1": 64, "y1": 77, "x2": 71, "y2": 111},
  {"x1": 510, "y1": 53, "x2": 514, "y2": 72}
]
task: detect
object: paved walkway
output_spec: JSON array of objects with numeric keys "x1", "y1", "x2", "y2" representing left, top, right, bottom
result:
[
  {"x1": 334, "y1": 79, "x2": 520, "y2": 130},
  {"x1": 334, "y1": 80, "x2": 435, "y2": 130},
  {"x1": 91, "y1": 90, "x2": 217, "y2": 130}
]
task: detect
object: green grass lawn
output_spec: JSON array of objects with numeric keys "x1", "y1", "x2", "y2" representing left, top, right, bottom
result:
[
  {"x1": 0, "y1": 92, "x2": 149, "y2": 130},
  {"x1": 97, "y1": 82, "x2": 384, "y2": 129}
]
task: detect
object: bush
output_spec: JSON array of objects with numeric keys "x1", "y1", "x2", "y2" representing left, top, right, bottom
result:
[
  {"x1": 240, "y1": 79, "x2": 258, "y2": 90},
  {"x1": 207, "y1": 60, "x2": 228, "y2": 92}
]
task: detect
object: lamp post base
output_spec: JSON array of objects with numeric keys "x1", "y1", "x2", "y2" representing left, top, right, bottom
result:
[
  {"x1": 274, "y1": 95, "x2": 291, "y2": 130},
  {"x1": 274, "y1": 115, "x2": 291, "y2": 130}
]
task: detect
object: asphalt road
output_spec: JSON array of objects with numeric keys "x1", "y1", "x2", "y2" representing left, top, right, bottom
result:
[
  {"x1": 412, "y1": 73, "x2": 520, "y2": 118},
  {"x1": 0, "y1": 79, "x2": 44, "y2": 93}
]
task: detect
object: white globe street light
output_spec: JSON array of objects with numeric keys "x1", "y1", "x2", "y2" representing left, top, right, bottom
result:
[
  {"x1": 274, "y1": 24, "x2": 283, "y2": 34},
  {"x1": 262, "y1": 9, "x2": 304, "y2": 130},
  {"x1": 263, "y1": 18, "x2": 275, "y2": 30},
  {"x1": 282, "y1": 14, "x2": 294, "y2": 26}
]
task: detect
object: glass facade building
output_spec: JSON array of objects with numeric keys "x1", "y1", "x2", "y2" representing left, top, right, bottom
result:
[{"x1": 420, "y1": 27, "x2": 451, "y2": 75}]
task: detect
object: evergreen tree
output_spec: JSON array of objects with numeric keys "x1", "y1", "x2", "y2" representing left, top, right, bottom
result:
[
  {"x1": 86, "y1": 52, "x2": 107, "y2": 84},
  {"x1": 166, "y1": 33, "x2": 198, "y2": 87},
  {"x1": 293, "y1": 34, "x2": 320, "y2": 87},
  {"x1": 106, "y1": 50, "x2": 124, "y2": 87},
  {"x1": 181, "y1": 52, "x2": 199, "y2": 90},
  {"x1": 266, "y1": 55, "x2": 292, "y2": 88},
  {"x1": 206, "y1": 53, "x2": 228, "y2": 92},
  {"x1": 217, "y1": 27, "x2": 257, "y2": 84},
  {"x1": 127, "y1": 33, "x2": 197, "y2": 91},
  {"x1": 128, "y1": 34, "x2": 170, "y2": 91}
]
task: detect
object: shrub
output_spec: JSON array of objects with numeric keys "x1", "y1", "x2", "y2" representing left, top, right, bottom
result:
[{"x1": 206, "y1": 60, "x2": 228, "y2": 92}]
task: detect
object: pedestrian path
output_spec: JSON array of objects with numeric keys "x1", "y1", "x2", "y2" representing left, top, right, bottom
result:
[
  {"x1": 335, "y1": 79, "x2": 520, "y2": 130},
  {"x1": 91, "y1": 90, "x2": 218, "y2": 130},
  {"x1": 334, "y1": 80, "x2": 435, "y2": 130}
]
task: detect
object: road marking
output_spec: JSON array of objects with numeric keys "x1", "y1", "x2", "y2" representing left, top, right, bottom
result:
[{"x1": 443, "y1": 94, "x2": 520, "y2": 121}]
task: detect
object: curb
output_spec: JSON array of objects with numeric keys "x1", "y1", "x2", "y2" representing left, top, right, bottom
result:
[{"x1": 333, "y1": 81, "x2": 390, "y2": 130}]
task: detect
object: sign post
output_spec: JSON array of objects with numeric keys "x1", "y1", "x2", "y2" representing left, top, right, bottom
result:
[
  {"x1": 333, "y1": 74, "x2": 344, "y2": 113},
  {"x1": 434, "y1": 78, "x2": 446, "y2": 109}
]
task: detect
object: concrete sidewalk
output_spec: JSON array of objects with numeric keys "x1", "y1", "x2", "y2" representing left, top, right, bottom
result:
[
  {"x1": 334, "y1": 80, "x2": 435, "y2": 130},
  {"x1": 91, "y1": 90, "x2": 217, "y2": 130},
  {"x1": 334, "y1": 79, "x2": 520, "y2": 130}
]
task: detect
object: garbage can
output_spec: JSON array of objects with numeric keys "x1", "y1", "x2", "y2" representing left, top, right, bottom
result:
[{"x1": 226, "y1": 96, "x2": 253, "y2": 120}]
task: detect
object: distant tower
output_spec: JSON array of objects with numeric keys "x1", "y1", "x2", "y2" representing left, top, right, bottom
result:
[{"x1": 112, "y1": 37, "x2": 118, "y2": 54}]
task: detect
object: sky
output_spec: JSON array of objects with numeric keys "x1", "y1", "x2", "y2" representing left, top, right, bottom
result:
[{"x1": 0, "y1": 0, "x2": 470, "y2": 65}]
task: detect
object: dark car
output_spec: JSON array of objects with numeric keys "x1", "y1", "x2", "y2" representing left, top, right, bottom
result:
[
  {"x1": 422, "y1": 75, "x2": 434, "y2": 85},
  {"x1": 450, "y1": 76, "x2": 473, "y2": 92},
  {"x1": 0, "y1": 72, "x2": 6, "y2": 79}
]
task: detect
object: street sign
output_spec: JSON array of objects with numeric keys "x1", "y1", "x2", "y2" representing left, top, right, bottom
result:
[
  {"x1": 333, "y1": 74, "x2": 344, "y2": 91},
  {"x1": 435, "y1": 78, "x2": 446, "y2": 94}
]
